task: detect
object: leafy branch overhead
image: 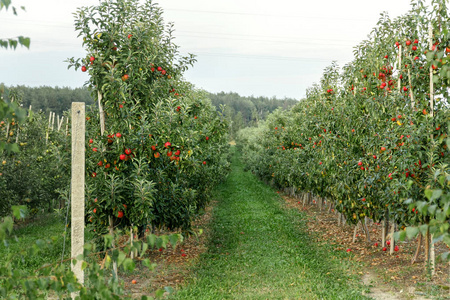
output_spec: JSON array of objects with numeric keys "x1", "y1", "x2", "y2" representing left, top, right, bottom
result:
[{"x1": 0, "y1": 0, "x2": 30, "y2": 49}]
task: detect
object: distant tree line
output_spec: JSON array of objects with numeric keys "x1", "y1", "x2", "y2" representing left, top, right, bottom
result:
[
  {"x1": 1, "y1": 85, "x2": 298, "y2": 138},
  {"x1": 208, "y1": 92, "x2": 298, "y2": 138},
  {"x1": 1, "y1": 84, "x2": 94, "y2": 115}
]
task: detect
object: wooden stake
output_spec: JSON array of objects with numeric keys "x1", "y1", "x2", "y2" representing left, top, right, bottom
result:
[
  {"x1": 46, "y1": 111, "x2": 51, "y2": 143},
  {"x1": 109, "y1": 216, "x2": 118, "y2": 279},
  {"x1": 58, "y1": 116, "x2": 64, "y2": 131},
  {"x1": 130, "y1": 227, "x2": 134, "y2": 259},
  {"x1": 430, "y1": 234, "x2": 436, "y2": 276},
  {"x1": 98, "y1": 91, "x2": 106, "y2": 136},
  {"x1": 51, "y1": 112, "x2": 56, "y2": 131},
  {"x1": 407, "y1": 68, "x2": 415, "y2": 108},
  {"x1": 70, "y1": 102, "x2": 85, "y2": 286}
]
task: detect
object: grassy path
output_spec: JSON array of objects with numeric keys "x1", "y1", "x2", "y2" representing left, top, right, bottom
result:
[{"x1": 172, "y1": 149, "x2": 370, "y2": 300}]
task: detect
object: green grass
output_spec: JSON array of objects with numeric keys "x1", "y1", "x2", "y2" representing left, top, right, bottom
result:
[
  {"x1": 0, "y1": 213, "x2": 98, "y2": 275},
  {"x1": 171, "y1": 148, "x2": 371, "y2": 300},
  {"x1": 0, "y1": 214, "x2": 72, "y2": 273}
]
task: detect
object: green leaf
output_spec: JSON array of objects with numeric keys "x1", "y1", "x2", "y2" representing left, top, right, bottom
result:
[
  {"x1": 426, "y1": 51, "x2": 435, "y2": 61},
  {"x1": 146, "y1": 234, "x2": 156, "y2": 248},
  {"x1": 169, "y1": 234, "x2": 179, "y2": 249},
  {"x1": 117, "y1": 251, "x2": 126, "y2": 266},
  {"x1": 436, "y1": 210, "x2": 446, "y2": 222},
  {"x1": 140, "y1": 243, "x2": 148, "y2": 257},
  {"x1": 155, "y1": 289, "x2": 165, "y2": 298},
  {"x1": 104, "y1": 234, "x2": 113, "y2": 248},
  {"x1": 123, "y1": 258, "x2": 135, "y2": 271},
  {"x1": 3, "y1": 216, "x2": 13, "y2": 234},
  {"x1": 424, "y1": 189, "x2": 433, "y2": 200},
  {"x1": 431, "y1": 189, "x2": 443, "y2": 201},
  {"x1": 394, "y1": 230, "x2": 406, "y2": 241},
  {"x1": 406, "y1": 226, "x2": 419, "y2": 239},
  {"x1": 419, "y1": 224, "x2": 429, "y2": 235},
  {"x1": 18, "y1": 36, "x2": 30, "y2": 48},
  {"x1": 428, "y1": 204, "x2": 437, "y2": 216},
  {"x1": 433, "y1": 74, "x2": 440, "y2": 84}
]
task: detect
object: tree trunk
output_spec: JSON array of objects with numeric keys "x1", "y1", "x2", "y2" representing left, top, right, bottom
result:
[
  {"x1": 362, "y1": 218, "x2": 371, "y2": 242},
  {"x1": 389, "y1": 223, "x2": 396, "y2": 255},
  {"x1": 382, "y1": 209, "x2": 389, "y2": 246},
  {"x1": 425, "y1": 228, "x2": 430, "y2": 268},
  {"x1": 130, "y1": 226, "x2": 134, "y2": 259},
  {"x1": 411, "y1": 233, "x2": 422, "y2": 264},
  {"x1": 352, "y1": 222, "x2": 359, "y2": 243}
]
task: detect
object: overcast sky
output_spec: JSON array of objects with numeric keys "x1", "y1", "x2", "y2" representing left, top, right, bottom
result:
[{"x1": 0, "y1": 0, "x2": 420, "y2": 99}]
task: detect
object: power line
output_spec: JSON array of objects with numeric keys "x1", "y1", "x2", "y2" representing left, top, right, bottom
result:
[
  {"x1": 181, "y1": 51, "x2": 349, "y2": 63},
  {"x1": 164, "y1": 7, "x2": 373, "y2": 23}
]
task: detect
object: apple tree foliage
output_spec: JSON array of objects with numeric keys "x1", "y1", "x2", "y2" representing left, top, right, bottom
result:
[
  {"x1": 237, "y1": 0, "x2": 450, "y2": 257},
  {"x1": 67, "y1": 0, "x2": 230, "y2": 240}
]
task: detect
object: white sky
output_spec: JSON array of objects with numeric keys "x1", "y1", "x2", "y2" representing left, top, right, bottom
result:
[{"x1": 0, "y1": 0, "x2": 420, "y2": 99}]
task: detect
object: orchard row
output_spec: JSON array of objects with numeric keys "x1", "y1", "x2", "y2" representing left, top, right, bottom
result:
[
  {"x1": 237, "y1": 0, "x2": 450, "y2": 265},
  {"x1": 68, "y1": 0, "x2": 231, "y2": 241}
]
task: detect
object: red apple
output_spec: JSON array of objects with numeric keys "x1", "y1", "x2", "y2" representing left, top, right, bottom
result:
[
  {"x1": 120, "y1": 154, "x2": 126, "y2": 160},
  {"x1": 117, "y1": 211, "x2": 124, "y2": 218},
  {"x1": 81, "y1": 66, "x2": 87, "y2": 72}
]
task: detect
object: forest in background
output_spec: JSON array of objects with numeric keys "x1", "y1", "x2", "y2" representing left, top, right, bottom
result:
[{"x1": 1, "y1": 85, "x2": 298, "y2": 138}]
